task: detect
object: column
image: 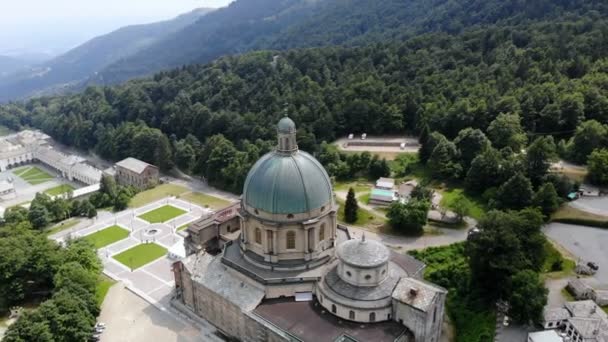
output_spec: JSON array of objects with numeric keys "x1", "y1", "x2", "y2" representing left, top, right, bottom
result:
[
  {"x1": 272, "y1": 229, "x2": 278, "y2": 256},
  {"x1": 304, "y1": 227, "x2": 309, "y2": 259}
]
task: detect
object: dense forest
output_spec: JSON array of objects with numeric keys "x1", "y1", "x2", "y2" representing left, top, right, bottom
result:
[{"x1": 2, "y1": 7, "x2": 608, "y2": 192}]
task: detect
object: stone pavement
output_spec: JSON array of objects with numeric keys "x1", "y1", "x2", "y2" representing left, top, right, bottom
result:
[{"x1": 51, "y1": 197, "x2": 211, "y2": 314}]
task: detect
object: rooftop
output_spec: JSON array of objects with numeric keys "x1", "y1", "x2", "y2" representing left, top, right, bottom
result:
[
  {"x1": 543, "y1": 307, "x2": 570, "y2": 322},
  {"x1": 527, "y1": 330, "x2": 563, "y2": 342},
  {"x1": 322, "y1": 264, "x2": 404, "y2": 302},
  {"x1": 392, "y1": 277, "x2": 447, "y2": 313},
  {"x1": 337, "y1": 236, "x2": 390, "y2": 268},
  {"x1": 253, "y1": 298, "x2": 411, "y2": 342},
  {"x1": 116, "y1": 157, "x2": 156, "y2": 174},
  {"x1": 182, "y1": 252, "x2": 264, "y2": 311}
]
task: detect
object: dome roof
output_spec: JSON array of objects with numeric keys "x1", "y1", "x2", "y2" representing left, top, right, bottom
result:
[
  {"x1": 277, "y1": 117, "x2": 296, "y2": 133},
  {"x1": 337, "y1": 237, "x2": 390, "y2": 268},
  {"x1": 243, "y1": 150, "x2": 333, "y2": 215}
]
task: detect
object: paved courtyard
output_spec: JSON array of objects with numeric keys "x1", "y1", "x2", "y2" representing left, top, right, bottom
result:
[{"x1": 54, "y1": 197, "x2": 211, "y2": 311}]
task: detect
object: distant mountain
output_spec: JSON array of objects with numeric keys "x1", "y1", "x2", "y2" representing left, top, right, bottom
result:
[
  {"x1": 0, "y1": 55, "x2": 30, "y2": 77},
  {"x1": 0, "y1": 8, "x2": 213, "y2": 102}
]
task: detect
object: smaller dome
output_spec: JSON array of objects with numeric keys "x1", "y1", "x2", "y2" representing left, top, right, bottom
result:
[
  {"x1": 278, "y1": 117, "x2": 296, "y2": 133},
  {"x1": 337, "y1": 236, "x2": 390, "y2": 268}
]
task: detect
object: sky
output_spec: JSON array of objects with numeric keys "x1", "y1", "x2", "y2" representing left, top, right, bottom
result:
[{"x1": 0, "y1": 0, "x2": 234, "y2": 57}]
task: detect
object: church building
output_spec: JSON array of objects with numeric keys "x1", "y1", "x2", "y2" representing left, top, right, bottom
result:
[{"x1": 173, "y1": 117, "x2": 446, "y2": 342}]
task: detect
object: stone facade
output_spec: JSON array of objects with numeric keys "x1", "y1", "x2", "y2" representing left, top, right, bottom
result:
[{"x1": 115, "y1": 157, "x2": 159, "y2": 189}]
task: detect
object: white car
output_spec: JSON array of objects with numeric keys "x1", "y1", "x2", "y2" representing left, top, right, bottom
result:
[
  {"x1": 361, "y1": 133, "x2": 367, "y2": 140},
  {"x1": 502, "y1": 316, "x2": 509, "y2": 327}
]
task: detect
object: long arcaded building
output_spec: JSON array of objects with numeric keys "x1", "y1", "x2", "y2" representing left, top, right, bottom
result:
[{"x1": 0, "y1": 130, "x2": 102, "y2": 185}]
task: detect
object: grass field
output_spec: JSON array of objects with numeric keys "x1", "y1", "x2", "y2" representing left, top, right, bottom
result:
[
  {"x1": 113, "y1": 243, "x2": 167, "y2": 269},
  {"x1": 439, "y1": 188, "x2": 486, "y2": 220},
  {"x1": 45, "y1": 218, "x2": 80, "y2": 236},
  {"x1": 44, "y1": 184, "x2": 75, "y2": 196},
  {"x1": 84, "y1": 225, "x2": 130, "y2": 248},
  {"x1": 333, "y1": 180, "x2": 372, "y2": 193},
  {"x1": 336, "y1": 197, "x2": 386, "y2": 231},
  {"x1": 138, "y1": 205, "x2": 186, "y2": 223},
  {"x1": 96, "y1": 275, "x2": 116, "y2": 305},
  {"x1": 551, "y1": 205, "x2": 608, "y2": 228},
  {"x1": 13, "y1": 166, "x2": 54, "y2": 185},
  {"x1": 129, "y1": 184, "x2": 189, "y2": 208},
  {"x1": 542, "y1": 240, "x2": 576, "y2": 279},
  {"x1": 180, "y1": 191, "x2": 231, "y2": 209}
]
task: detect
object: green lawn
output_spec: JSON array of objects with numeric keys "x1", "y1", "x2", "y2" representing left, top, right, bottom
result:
[
  {"x1": 84, "y1": 225, "x2": 130, "y2": 248},
  {"x1": 13, "y1": 166, "x2": 54, "y2": 185},
  {"x1": 180, "y1": 191, "x2": 231, "y2": 209},
  {"x1": 358, "y1": 192, "x2": 371, "y2": 204},
  {"x1": 129, "y1": 184, "x2": 189, "y2": 208},
  {"x1": 44, "y1": 184, "x2": 75, "y2": 196},
  {"x1": 336, "y1": 197, "x2": 386, "y2": 230},
  {"x1": 542, "y1": 240, "x2": 576, "y2": 279},
  {"x1": 551, "y1": 205, "x2": 608, "y2": 229},
  {"x1": 96, "y1": 275, "x2": 116, "y2": 305},
  {"x1": 440, "y1": 188, "x2": 486, "y2": 220},
  {"x1": 561, "y1": 287, "x2": 576, "y2": 302},
  {"x1": 138, "y1": 205, "x2": 186, "y2": 223},
  {"x1": 113, "y1": 243, "x2": 167, "y2": 269},
  {"x1": 333, "y1": 180, "x2": 373, "y2": 193},
  {"x1": 45, "y1": 218, "x2": 80, "y2": 236}
]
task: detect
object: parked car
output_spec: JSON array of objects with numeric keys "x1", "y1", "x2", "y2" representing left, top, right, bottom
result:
[
  {"x1": 348, "y1": 134, "x2": 354, "y2": 140},
  {"x1": 588, "y1": 262, "x2": 599, "y2": 271},
  {"x1": 502, "y1": 316, "x2": 510, "y2": 327},
  {"x1": 361, "y1": 133, "x2": 367, "y2": 140}
]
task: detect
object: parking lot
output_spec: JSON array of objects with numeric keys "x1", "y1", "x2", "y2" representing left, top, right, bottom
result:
[{"x1": 543, "y1": 222, "x2": 608, "y2": 283}]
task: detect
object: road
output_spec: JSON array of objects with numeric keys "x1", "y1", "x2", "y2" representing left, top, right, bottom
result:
[{"x1": 569, "y1": 196, "x2": 608, "y2": 216}]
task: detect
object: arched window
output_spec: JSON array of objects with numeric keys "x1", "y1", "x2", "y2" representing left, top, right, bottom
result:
[
  {"x1": 286, "y1": 231, "x2": 296, "y2": 249},
  {"x1": 369, "y1": 312, "x2": 376, "y2": 322},
  {"x1": 346, "y1": 271, "x2": 352, "y2": 277},
  {"x1": 365, "y1": 274, "x2": 372, "y2": 280},
  {"x1": 319, "y1": 224, "x2": 325, "y2": 242},
  {"x1": 255, "y1": 228, "x2": 262, "y2": 244},
  {"x1": 349, "y1": 311, "x2": 355, "y2": 320},
  {"x1": 331, "y1": 304, "x2": 337, "y2": 314}
]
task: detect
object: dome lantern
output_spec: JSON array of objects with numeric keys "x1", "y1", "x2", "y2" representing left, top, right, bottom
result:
[{"x1": 277, "y1": 116, "x2": 297, "y2": 153}]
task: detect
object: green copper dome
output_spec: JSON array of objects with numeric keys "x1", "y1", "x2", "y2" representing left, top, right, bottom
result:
[
  {"x1": 243, "y1": 150, "x2": 333, "y2": 215},
  {"x1": 277, "y1": 117, "x2": 296, "y2": 133}
]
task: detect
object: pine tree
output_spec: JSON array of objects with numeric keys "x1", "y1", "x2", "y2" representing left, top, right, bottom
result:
[{"x1": 344, "y1": 188, "x2": 359, "y2": 223}]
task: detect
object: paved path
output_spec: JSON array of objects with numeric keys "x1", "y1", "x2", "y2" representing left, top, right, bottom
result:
[{"x1": 99, "y1": 284, "x2": 221, "y2": 342}]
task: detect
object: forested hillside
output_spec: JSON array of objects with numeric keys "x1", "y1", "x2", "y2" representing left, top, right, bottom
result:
[
  {"x1": 1, "y1": 7, "x2": 608, "y2": 192},
  {"x1": 97, "y1": 0, "x2": 608, "y2": 84}
]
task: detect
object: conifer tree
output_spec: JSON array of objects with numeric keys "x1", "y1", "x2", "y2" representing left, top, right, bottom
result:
[{"x1": 344, "y1": 187, "x2": 359, "y2": 223}]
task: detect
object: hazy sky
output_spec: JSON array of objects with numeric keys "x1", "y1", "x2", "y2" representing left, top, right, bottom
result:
[{"x1": 0, "y1": 0, "x2": 234, "y2": 56}]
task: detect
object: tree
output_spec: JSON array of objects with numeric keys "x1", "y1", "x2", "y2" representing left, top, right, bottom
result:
[
  {"x1": 495, "y1": 173, "x2": 533, "y2": 210},
  {"x1": 467, "y1": 209, "x2": 545, "y2": 298},
  {"x1": 588, "y1": 148, "x2": 608, "y2": 186},
  {"x1": 3, "y1": 311, "x2": 54, "y2": 342},
  {"x1": 99, "y1": 174, "x2": 118, "y2": 199},
  {"x1": 454, "y1": 128, "x2": 491, "y2": 170},
  {"x1": 3, "y1": 206, "x2": 28, "y2": 225},
  {"x1": 27, "y1": 205, "x2": 51, "y2": 229},
  {"x1": 465, "y1": 148, "x2": 503, "y2": 193},
  {"x1": 428, "y1": 139, "x2": 462, "y2": 180},
  {"x1": 344, "y1": 188, "x2": 359, "y2": 223},
  {"x1": 508, "y1": 270, "x2": 548, "y2": 324},
  {"x1": 532, "y1": 183, "x2": 560, "y2": 217},
  {"x1": 419, "y1": 132, "x2": 447, "y2": 163},
  {"x1": 387, "y1": 200, "x2": 430, "y2": 236},
  {"x1": 571, "y1": 120, "x2": 607, "y2": 164},
  {"x1": 487, "y1": 113, "x2": 527, "y2": 151},
  {"x1": 525, "y1": 136, "x2": 556, "y2": 186},
  {"x1": 369, "y1": 157, "x2": 391, "y2": 179},
  {"x1": 451, "y1": 194, "x2": 472, "y2": 222}
]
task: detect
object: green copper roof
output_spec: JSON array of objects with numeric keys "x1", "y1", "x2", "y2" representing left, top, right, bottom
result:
[
  {"x1": 277, "y1": 117, "x2": 296, "y2": 133},
  {"x1": 243, "y1": 150, "x2": 333, "y2": 214}
]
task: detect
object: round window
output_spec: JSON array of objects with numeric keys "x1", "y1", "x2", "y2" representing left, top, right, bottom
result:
[
  {"x1": 365, "y1": 275, "x2": 372, "y2": 280},
  {"x1": 346, "y1": 271, "x2": 352, "y2": 277}
]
